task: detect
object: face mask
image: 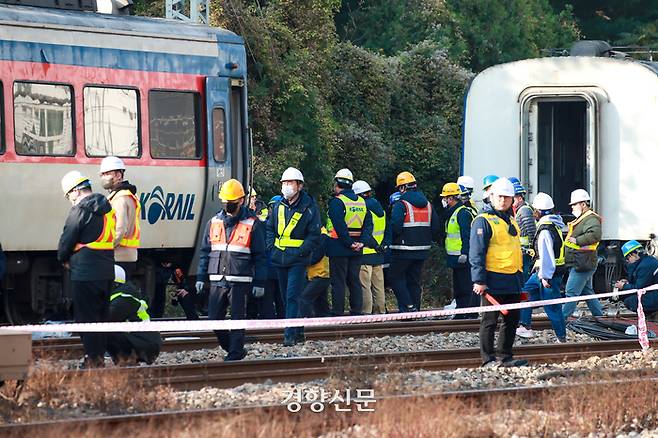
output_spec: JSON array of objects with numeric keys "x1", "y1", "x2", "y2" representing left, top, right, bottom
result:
[
  {"x1": 572, "y1": 207, "x2": 582, "y2": 218},
  {"x1": 281, "y1": 185, "x2": 297, "y2": 200},
  {"x1": 225, "y1": 202, "x2": 240, "y2": 215},
  {"x1": 441, "y1": 198, "x2": 448, "y2": 208},
  {"x1": 101, "y1": 175, "x2": 115, "y2": 190}
]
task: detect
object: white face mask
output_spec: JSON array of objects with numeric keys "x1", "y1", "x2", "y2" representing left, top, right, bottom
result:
[
  {"x1": 572, "y1": 206, "x2": 582, "y2": 218},
  {"x1": 441, "y1": 198, "x2": 448, "y2": 208},
  {"x1": 281, "y1": 185, "x2": 297, "y2": 200},
  {"x1": 101, "y1": 175, "x2": 115, "y2": 190}
]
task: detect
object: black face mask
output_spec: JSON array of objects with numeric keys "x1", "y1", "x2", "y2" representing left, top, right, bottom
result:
[{"x1": 226, "y1": 202, "x2": 240, "y2": 215}]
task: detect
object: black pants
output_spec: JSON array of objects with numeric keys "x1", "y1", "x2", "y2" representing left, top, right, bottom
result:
[
  {"x1": 208, "y1": 282, "x2": 248, "y2": 358},
  {"x1": 117, "y1": 261, "x2": 136, "y2": 280},
  {"x1": 330, "y1": 256, "x2": 363, "y2": 315},
  {"x1": 72, "y1": 279, "x2": 112, "y2": 361},
  {"x1": 452, "y1": 267, "x2": 478, "y2": 319},
  {"x1": 246, "y1": 283, "x2": 276, "y2": 319},
  {"x1": 269, "y1": 278, "x2": 285, "y2": 319},
  {"x1": 300, "y1": 278, "x2": 331, "y2": 318},
  {"x1": 390, "y1": 258, "x2": 424, "y2": 311},
  {"x1": 479, "y1": 294, "x2": 521, "y2": 364}
]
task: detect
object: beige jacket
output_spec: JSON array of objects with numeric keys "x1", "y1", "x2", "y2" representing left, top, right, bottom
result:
[{"x1": 109, "y1": 190, "x2": 138, "y2": 262}]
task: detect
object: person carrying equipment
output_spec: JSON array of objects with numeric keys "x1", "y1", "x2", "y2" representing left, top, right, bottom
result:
[{"x1": 615, "y1": 240, "x2": 658, "y2": 318}]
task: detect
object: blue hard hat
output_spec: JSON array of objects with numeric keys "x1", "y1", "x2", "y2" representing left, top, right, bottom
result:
[
  {"x1": 269, "y1": 195, "x2": 283, "y2": 205},
  {"x1": 507, "y1": 177, "x2": 526, "y2": 195},
  {"x1": 621, "y1": 240, "x2": 643, "y2": 257},
  {"x1": 482, "y1": 175, "x2": 499, "y2": 190},
  {"x1": 389, "y1": 191, "x2": 401, "y2": 206}
]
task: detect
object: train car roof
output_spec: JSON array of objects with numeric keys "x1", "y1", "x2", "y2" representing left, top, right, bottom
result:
[{"x1": 0, "y1": 4, "x2": 243, "y2": 44}]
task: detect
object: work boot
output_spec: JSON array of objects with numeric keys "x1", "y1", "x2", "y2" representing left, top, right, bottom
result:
[
  {"x1": 224, "y1": 350, "x2": 247, "y2": 361},
  {"x1": 516, "y1": 326, "x2": 535, "y2": 339},
  {"x1": 499, "y1": 358, "x2": 529, "y2": 367},
  {"x1": 481, "y1": 359, "x2": 499, "y2": 368},
  {"x1": 80, "y1": 355, "x2": 105, "y2": 369},
  {"x1": 283, "y1": 337, "x2": 296, "y2": 347},
  {"x1": 294, "y1": 333, "x2": 306, "y2": 344}
]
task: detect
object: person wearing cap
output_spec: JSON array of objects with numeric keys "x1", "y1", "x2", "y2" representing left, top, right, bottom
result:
[
  {"x1": 509, "y1": 177, "x2": 536, "y2": 291},
  {"x1": 99, "y1": 156, "x2": 140, "y2": 279},
  {"x1": 615, "y1": 241, "x2": 658, "y2": 318},
  {"x1": 57, "y1": 171, "x2": 115, "y2": 367},
  {"x1": 387, "y1": 171, "x2": 440, "y2": 312},
  {"x1": 457, "y1": 175, "x2": 477, "y2": 215},
  {"x1": 106, "y1": 265, "x2": 162, "y2": 364},
  {"x1": 481, "y1": 175, "x2": 499, "y2": 208},
  {"x1": 326, "y1": 169, "x2": 374, "y2": 316},
  {"x1": 440, "y1": 182, "x2": 477, "y2": 318},
  {"x1": 196, "y1": 179, "x2": 267, "y2": 361},
  {"x1": 469, "y1": 177, "x2": 527, "y2": 367},
  {"x1": 353, "y1": 180, "x2": 387, "y2": 314},
  {"x1": 266, "y1": 167, "x2": 321, "y2": 346},
  {"x1": 248, "y1": 188, "x2": 269, "y2": 222},
  {"x1": 561, "y1": 189, "x2": 604, "y2": 319},
  {"x1": 517, "y1": 193, "x2": 567, "y2": 342}
]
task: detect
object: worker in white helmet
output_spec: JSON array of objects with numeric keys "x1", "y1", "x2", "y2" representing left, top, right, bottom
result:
[
  {"x1": 99, "y1": 156, "x2": 140, "y2": 279},
  {"x1": 561, "y1": 189, "x2": 604, "y2": 319},
  {"x1": 266, "y1": 167, "x2": 322, "y2": 346},
  {"x1": 457, "y1": 175, "x2": 477, "y2": 214}
]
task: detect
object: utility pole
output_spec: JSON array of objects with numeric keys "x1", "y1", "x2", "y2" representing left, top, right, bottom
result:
[{"x1": 165, "y1": 0, "x2": 208, "y2": 24}]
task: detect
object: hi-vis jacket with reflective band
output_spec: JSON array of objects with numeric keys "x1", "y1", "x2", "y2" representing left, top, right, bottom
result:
[
  {"x1": 390, "y1": 200, "x2": 433, "y2": 251},
  {"x1": 74, "y1": 209, "x2": 116, "y2": 252},
  {"x1": 275, "y1": 204, "x2": 304, "y2": 250},
  {"x1": 564, "y1": 210, "x2": 601, "y2": 251},
  {"x1": 533, "y1": 219, "x2": 566, "y2": 270},
  {"x1": 477, "y1": 212, "x2": 523, "y2": 274},
  {"x1": 208, "y1": 216, "x2": 255, "y2": 282},
  {"x1": 326, "y1": 194, "x2": 367, "y2": 239},
  {"x1": 445, "y1": 205, "x2": 475, "y2": 256},
  {"x1": 110, "y1": 291, "x2": 150, "y2": 321},
  {"x1": 363, "y1": 210, "x2": 386, "y2": 256},
  {"x1": 109, "y1": 189, "x2": 141, "y2": 248}
]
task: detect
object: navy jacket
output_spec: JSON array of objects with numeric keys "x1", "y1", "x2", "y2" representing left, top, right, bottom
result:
[
  {"x1": 266, "y1": 190, "x2": 321, "y2": 267},
  {"x1": 469, "y1": 204, "x2": 523, "y2": 295},
  {"x1": 326, "y1": 189, "x2": 375, "y2": 258},
  {"x1": 57, "y1": 193, "x2": 115, "y2": 282},
  {"x1": 442, "y1": 201, "x2": 474, "y2": 269},
  {"x1": 361, "y1": 197, "x2": 388, "y2": 266},
  {"x1": 622, "y1": 254, "x2": 658, "y2": 291},
  {"x1": 386, "y1": 190, "x2": 441, "y2": 260},
  {"x1": 197, "y1": 206, "x2": 267, "y2": 288}
]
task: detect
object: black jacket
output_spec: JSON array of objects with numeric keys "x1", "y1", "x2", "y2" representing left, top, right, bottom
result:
[
  {"x1": 326, "y1": 189, "x2": 375, "y2": 258},
  {"x1": 108, "y1": 180, "x2": 138, "y2": 198},
  {"x1": 622, "y1": 254, "x2": 658, "y2": 291},
  {"x1": 386, "y1": 190, "x2": 440, "y2": 260},
  {"x1": 266, "y1": 190, "x2": 322, "y2": 267},
  {"x1": 57, "y1": 193, "x2": 115, "y2": 281}
]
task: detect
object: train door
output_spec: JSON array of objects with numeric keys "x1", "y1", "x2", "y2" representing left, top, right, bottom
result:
[
  {"x1": 188, "y1": 77, "x2": 249, "y2": 275},
  {"x1": 520, "y1": 88, "x2": 602, "y2": 215}
]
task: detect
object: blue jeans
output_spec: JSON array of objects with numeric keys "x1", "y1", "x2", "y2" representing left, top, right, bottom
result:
[
  {"x1": 520, "y1": 272, "x2": 567, "y2": 339},
  {"x1": 562, "y1": 267, "x2": 604, "y2": 318},
  {"x1": 623, "y1": 291, "x2": 658, "y2": 313},
  {"x1": 277, "y1": 265, "x2": 307, "y2": 340}
]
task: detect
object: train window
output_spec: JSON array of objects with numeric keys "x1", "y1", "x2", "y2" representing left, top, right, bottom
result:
[
  {"x1": 84, "y1": 87, "x2": 140, "y2": 157},
  {"x1": 212, "y1": 107, "x2": 226, "y2": 162},
  {"x1": 13, "y1": 82, "x2": 74, "y2": 156},
  {"x1": 149, "y1": 90, "x2": 201, "y2": 159}
]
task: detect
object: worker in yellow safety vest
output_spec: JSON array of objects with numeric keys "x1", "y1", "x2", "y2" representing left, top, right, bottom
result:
[
  {"x1": 57, "y1": 170, "x2": 115, "y2": 368},
  {"x1": 266, "y1": 167, "x2": 322, "y2": 346},
  {"x1": 326, "y1": 169, "x2": 375, "y2": 316},
  {"x1": 100, "y1": 156, "x2": 140, "y2": 280}
]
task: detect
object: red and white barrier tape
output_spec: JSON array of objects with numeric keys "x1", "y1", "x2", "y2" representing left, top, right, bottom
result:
[{"x1": 1, "y1": 285, "x2": 656, "y2": 350}]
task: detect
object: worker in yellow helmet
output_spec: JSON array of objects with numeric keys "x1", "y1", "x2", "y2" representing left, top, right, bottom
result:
[{"x1": 196, "y1": 179, "x2": 267, "y2": 361}]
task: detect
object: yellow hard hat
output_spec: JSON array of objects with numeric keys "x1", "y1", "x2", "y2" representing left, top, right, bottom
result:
[
  {"x1": 218, "y1": 179, "x2": 246, "y2": 201},
  {"x1": 396, "y1": 171, "x2": 416, "y2": 187},
  {"x1": 440, "y1": 182, "x2": 461, "y2": 197}
]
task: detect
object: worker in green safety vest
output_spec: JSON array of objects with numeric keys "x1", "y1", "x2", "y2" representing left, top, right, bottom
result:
[{"x1": 440, "y1": 182, "x2": 477, "y2": 319}]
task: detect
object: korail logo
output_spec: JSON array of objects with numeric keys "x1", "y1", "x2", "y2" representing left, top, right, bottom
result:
[{"x1": 140, "y1": 186, "x2": 196, "y2": 225}]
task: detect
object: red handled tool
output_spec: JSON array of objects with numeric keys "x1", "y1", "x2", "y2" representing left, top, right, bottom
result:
[{"x1": 484, "y1": 293, "x2": 509, "y2": 315}]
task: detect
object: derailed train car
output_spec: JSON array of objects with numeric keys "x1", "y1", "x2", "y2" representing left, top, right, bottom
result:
[
  {"x1": 462, "y1": 41, "x2": 658, "y2": 288},
  {"x1": 0, "y1": 5, "x2": 251, "y2": 321}
]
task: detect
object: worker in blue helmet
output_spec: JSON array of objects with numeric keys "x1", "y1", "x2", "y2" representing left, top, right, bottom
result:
[
  {"x1": 481, "y1": 175, "x2": 499, "y2": 207},
  {"x1": 509, "y1": 177, "x2": 536, "y2": 279},
  {"x1": 614, "y1": 240, "x2": 658, "y2": 318}
]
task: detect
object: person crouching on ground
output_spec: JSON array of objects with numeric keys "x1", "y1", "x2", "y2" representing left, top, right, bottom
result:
[{"x1": 615, "y1": 240, "x2": 658, "y2": 320}]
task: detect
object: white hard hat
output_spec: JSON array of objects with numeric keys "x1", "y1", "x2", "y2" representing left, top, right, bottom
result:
[
  {"x1": 61, "y1": 171, "x2": 90, "y2": 196},
  {"x1": 490, "y1": 177, "x2": 515, "y2": 197},
  {"x1": 456, "y1": 175, "x2": 474, "y2": 190},
  {"x1": 99, "y1": 156, "x2": 126, "y2": 174},
  {"x1": 569, "y1": 189, "x2": 591, "y2": 205},
  {"x1": 532, "y1": 192, "x2": 554, "y2": 210},
  {"x1": 280, "y1": 167, "x2": 304, "y2": 182},
  {"x1": 352, "y1": 180, "x2": 372, "y2": 195},
  {"x1": 114, "y1": 265, "x2": 126, "y2": 284},
  {"x1": 334, "y1": 168, "x2": 354, "y2": 182}
]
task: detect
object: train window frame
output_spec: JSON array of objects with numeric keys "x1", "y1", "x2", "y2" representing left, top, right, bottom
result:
[
  {"x1": 83, "y1": 85, "x2": 142, "y2": 159},
  {"x1": 212, "y1": 107, "x2": 226, "y2": 163},
  {"x1": 13, "y1": 81, "x2": 76, "y2": 157},
  {"x1": 148, "y1": 89, "x2": 202, "y2": 160}
]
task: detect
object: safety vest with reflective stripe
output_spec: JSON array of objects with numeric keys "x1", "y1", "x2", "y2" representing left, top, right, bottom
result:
[
  {"x1": 274, "y1": 204, "x2": 304, "y2": 250},
  {"x1": 109, "y1": 189, "x2": 141, "y2": 249},
  {"x1": 363, "y1": 210, "x2": 386, "y2": 255},
  {"x1": 533, "y1": 218, "x2": 566, "y2": 271},
  {"x1": 390, "y1": 200, "x2": 433, "y2": 251},
  {"x1": 478, "y1": 213, "x2": 523, "y2": 274},
  {"x1": 445, "y1": 205, "x2": 474, "y2": 256},
  {"x1": 326, "y1": 194, "x2": 367, "y2": 239},
  {"x1": 110, "y1": 291, "x2": 150, "y2": 321},
  {"x1": 257, "y1": 207, "x2": 269, "y2": 222},
  {"x1": 564, "y1": 209, "x2": 600, "y2": 251},
  {"x1": 74, "y1": 209, "x2": 116, "y2": 252},
  {"x1": 208, "y1": 216, "x2": 255, "y2": 283}
]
